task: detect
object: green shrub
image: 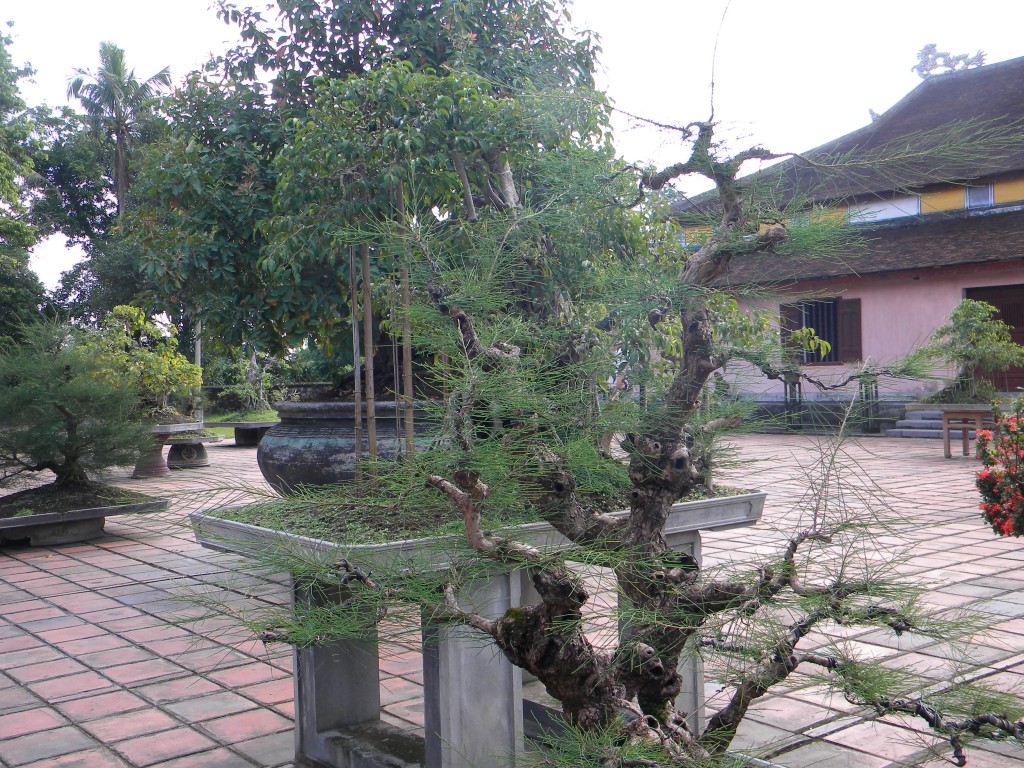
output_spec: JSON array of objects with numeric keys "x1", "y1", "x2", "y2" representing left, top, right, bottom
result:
[
  {"x1": 0, "y1": 322, "x2": 151, "y2": 487},
  {"x1": 925, "y1": 299, "x2": 1024, "y2": 402}
]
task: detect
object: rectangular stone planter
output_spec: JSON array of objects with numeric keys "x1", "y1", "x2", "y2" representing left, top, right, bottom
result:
[
  {"x1": 190, "y1": 492, "x2": 766, "y2": 768},
  {"x1": 1, "y1": 499, "x2": 169, "y2": 546}
]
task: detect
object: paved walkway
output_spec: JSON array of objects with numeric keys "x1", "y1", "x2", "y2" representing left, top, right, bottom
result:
[{"x1": 0, "y1": 434, "x2": 1022, "y2": 767}]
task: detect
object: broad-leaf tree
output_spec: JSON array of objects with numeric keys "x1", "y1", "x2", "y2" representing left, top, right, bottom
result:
[
  {"x1": 0, "y1": 28, "x2": 45, "y2": 344},
  {"x1": 129, "y1": 76, "x2": 289, "y2": 350},
  {"x1": 130, "y1": 0, "x2": 599, "y2": 355}
]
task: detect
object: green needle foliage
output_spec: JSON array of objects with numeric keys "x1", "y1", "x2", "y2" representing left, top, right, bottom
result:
[
  {"x1": 0, "y1": 322, "x2": 150, "y2": 487},
  {"x1": 161, "y1": 2, "x2": 1024, "y2": 764}
]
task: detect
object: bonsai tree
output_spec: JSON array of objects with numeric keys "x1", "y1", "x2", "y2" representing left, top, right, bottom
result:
[
  {"x1": 170, "y1": 1, "x2": 1024, "y2": 764},
  {"x1": 925, "y1": 298, "x2": 1024, "y2": 402},
  {"x1": 0, "y1": 321, "x2": 151, "y2": 491},
  {"x1": 86, "y1": 305, "x2": 203, "y2": 420},
  {"x1": 195, "y1": 76, "x2": 1024, "y2": 768}
]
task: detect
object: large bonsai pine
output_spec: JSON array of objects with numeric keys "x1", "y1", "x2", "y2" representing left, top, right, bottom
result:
[
  {"x1": 157, "y1": 1, "x2": 1024, "y2": 763},
  {"x1": 247, "y1": 69, "x2": 1023, "y2": 768}
]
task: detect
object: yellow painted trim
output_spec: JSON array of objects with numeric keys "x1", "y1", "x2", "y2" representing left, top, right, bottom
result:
[
  {"x1": 920, "y1": 187, "x2": 964, "y2": 213},
  {"x1": 684, "y1": 225, "x2": 712, "y2": 245},
  {"x1": 809, "y1": 206, "x2": 845, "y2": 223},
  {"x1": 994, "y1": 178, "x2": 1024, "y2": 204}
]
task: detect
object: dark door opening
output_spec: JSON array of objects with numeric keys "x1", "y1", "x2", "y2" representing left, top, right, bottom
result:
[{"x1": 965, "y1": 283, "x2": 1024, "y2": 392}]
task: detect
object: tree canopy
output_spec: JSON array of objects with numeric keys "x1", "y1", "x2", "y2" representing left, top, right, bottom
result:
[
  {"x1": 130, "y1": 0, "x2": 606, "y2": 353},
  {"x1": 0, "y1": 28, "x2": 45, "y2": 344},
  {"x1": 34, "y1": 43, "x2": 172, "y2": 324}
]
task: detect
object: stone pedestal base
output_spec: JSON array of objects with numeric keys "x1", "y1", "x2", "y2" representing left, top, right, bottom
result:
[
  {"x1": 192, "y1": 492, "x2": 766, "y2": 768},
  {"x1": 167, "y1": 442, "x2": 211, "y2": 468}
]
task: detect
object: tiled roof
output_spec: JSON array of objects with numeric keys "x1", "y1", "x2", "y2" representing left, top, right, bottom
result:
[{"x1": 715, "y1": 208, "x2": 1024, "y2": 285}]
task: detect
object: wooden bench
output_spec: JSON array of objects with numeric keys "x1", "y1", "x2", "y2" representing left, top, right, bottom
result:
[
  {"x1": 214, "y1": 421, "x2": 279, "y2": 447},
  {"x1": 165, "y1": 434, "x2": 223, "y2": 469}
]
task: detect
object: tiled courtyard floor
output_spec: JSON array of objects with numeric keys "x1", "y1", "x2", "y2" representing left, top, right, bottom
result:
[{"x1": 1, "y1": 433, "x2": 1023, "y2": 767}]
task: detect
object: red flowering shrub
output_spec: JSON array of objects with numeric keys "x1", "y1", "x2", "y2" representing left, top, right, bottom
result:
[{"x1": 976, "y1": 397, "x2": 1024, "y2": 537}]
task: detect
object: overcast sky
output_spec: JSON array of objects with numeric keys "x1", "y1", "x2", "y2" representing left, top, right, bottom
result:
[{"x1": 7, "y1": 0, "x2": 1024, "y2": 287}]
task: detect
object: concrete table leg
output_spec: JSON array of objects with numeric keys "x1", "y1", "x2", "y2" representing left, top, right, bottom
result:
[
  {"x1": 648, "y1": 531, "x2": 705, "y2": 734},
  {"x1": 133, "y1": 437, "x2": 170, "y2": 478},
  {"x1": 234, "y1": 427, "x2": 269, "y2": 446},
  {"x1": 422, "y1": 571, "x2": 523, "y2": 768},
  {"x1": 292, "y1": 581, "x2": 381, "y2": 767}
]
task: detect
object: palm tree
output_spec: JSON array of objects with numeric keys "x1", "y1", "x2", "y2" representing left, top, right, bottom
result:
[{"x1": 67, "y1": 42, "x2": 171, "y2": 215}]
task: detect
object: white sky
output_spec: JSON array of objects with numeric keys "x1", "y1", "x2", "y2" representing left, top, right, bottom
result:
[{"x1": 6, "y1": 0, "x2": 1024, "y2": 288}]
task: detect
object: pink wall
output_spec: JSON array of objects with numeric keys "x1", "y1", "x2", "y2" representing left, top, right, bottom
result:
[{"x1": 730, "y1": 261, "x2": 1024, "y2": 397}]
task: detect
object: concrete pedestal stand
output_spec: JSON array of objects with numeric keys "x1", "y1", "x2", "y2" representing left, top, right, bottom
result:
[
  {"x1": 133, "y1": 422, "x2": 203, "y2": 478},
  {"x1": 192, "y1": 492, "x2": 766, "y2": 768},
  {"x1": 166, "y1": 435, "x2": 222, "y2": 468},
  {"x1": 421, "y1": 572, "x2": 525, "y2": 768},
  {"x1": 215, "y1": 421, "x2": 278, "y2": 446}
]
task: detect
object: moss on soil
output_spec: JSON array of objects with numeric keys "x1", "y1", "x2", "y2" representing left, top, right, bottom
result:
[
  {"x1": 215, "y1": 497, "x2": 522, "y2": 545},
  {"x1": 214, "y1": 484, "x2": 753, "y2": 546},
  {"x1": 206, "y1": 409, "x2": 279, "y2": 422},
  {"x1": 0, "y1": 484, "x2": 161, "y2": 519}
]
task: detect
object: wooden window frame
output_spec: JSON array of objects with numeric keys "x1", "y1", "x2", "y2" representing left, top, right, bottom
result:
[{"x1": 781, "y1": 297, "x2": 862, "y2": 366}]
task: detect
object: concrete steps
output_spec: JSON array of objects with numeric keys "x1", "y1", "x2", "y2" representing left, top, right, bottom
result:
[
  {"x1": 886, "y1": 409, "x2": 983, "y2": 439},
  {"x1": 887, "y1": 410, "x2": 958, "y2": 439}
]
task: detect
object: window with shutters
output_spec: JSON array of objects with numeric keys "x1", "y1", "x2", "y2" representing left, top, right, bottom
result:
[{"x1": 780, "y1": 297, "x2": 862, "y2": 365}]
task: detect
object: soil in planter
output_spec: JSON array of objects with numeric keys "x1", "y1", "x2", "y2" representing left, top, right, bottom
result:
[
  {"x1": 215, "y1": 495, "x2": 524, "y2": 545},
  {"x1": 0, "y1": 483, "x2": 161, "y2": 519},
  {"x1": 148, "y1": 408, "x2": 201, "y2": 424},
  {"x1": 215, "y1": 483, "x2": 753, "y2": 547}
]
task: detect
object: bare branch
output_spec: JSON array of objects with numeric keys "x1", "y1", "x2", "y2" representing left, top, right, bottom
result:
[
  {"x1": 873, "y1": 698, "x2": 1024, "y2": 767},
  {"x1": 485, "y1": 149, "x2": 521, "y2": 209},
  {"x1": 333, "y1": 559, "x2": 379, "y2": 590},
  {"x1": 426, "y1": 474, "x2": 543, "y2": 562},
  {"x1": 426, "y1": 288, "x2": 521, "y2": 364},
  {"x1": 435, "y1": 583, "x2": 496, "y2": 635}
]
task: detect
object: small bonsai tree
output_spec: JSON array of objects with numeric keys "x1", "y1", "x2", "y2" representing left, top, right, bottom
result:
[
  {"x1": 0, "y1": 322, "x2": 151, "y2": 488},
  {"x1": 86, "y1": 305, "x2": 203, "y2": 420},
  {"x1": 925, "y1": 299, "x2": 1024, "y2": 402}
]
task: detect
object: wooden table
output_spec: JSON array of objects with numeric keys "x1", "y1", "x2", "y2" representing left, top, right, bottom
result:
[{"x1": 939, "y1": 405, "x2": 993, "y2": 459}]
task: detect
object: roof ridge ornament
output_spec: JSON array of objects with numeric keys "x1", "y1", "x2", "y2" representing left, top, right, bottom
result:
[{"x1": 913, "y1": 44, "x2": 986, "y2": 79}]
